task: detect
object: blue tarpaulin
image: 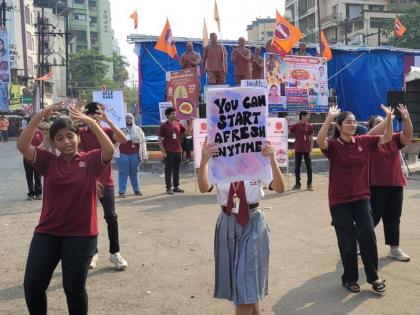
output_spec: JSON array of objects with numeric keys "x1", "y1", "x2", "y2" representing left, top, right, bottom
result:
[{"x1": 130, "y1": 35, "x2": 420, "y2": 125}]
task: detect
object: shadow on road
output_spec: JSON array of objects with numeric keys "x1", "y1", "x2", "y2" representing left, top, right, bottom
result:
[{"x1": 272, "y1": 258, "x2": 392, "y2": 315}]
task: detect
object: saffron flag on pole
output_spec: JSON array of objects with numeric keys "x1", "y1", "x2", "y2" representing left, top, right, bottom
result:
[
  {"x1": 214, "y1": 1, "x2": 221, "y2": 33},
  {"x1": 130, "y1": 10, "x2": 138, "y2": 29},
  {"x1": 271, "y1": 10, "x2": 301, "y2": 55},
  {"x1": 35, "y1": 71, "x2": 53, "y2": 81},
  {"x1": 394, "y1": 17, "x2": 407, "y2": 38},
  {"x1": 320, "y1": 31, "x2": 332, "y2": 61},
  {"x1": 155, "y1": 18, "x2": 178, "y2": 60},
  {"x1": 203, "y1": 18, "x2": 209, "y2": 47}
]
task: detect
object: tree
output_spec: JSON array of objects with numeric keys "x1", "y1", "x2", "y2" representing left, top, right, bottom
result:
[
  {"x1": 112, "y1": 53, "x2": 129, "y2": 84},
  {"x1": 385, "y1": 7, "x2": 420, "y2": 49},
  {"x1": 68, "y1": 49, "x2": 112, "y2": 98}
]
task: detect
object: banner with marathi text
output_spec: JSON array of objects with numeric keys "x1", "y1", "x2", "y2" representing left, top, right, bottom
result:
[{"x1": 265, "y1": 53, "x2": 329, "y2": 113}]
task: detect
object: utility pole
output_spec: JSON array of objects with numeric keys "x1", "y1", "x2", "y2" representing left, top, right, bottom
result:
[
  {"x1": 65, "y1": 5, "x2": 70, "y2": 97},
  {"x1": 0, "y1": 0, "x2": 6, "y2": 26}
]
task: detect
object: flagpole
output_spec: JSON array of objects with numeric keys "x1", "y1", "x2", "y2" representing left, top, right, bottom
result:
[{"x1": 316, "y1": 0, "x2": 323, "y2": 56}]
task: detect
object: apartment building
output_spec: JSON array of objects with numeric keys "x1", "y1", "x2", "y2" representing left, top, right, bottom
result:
[{"x1": 246, "y1": 17, "x2": 276, "y2": 41}]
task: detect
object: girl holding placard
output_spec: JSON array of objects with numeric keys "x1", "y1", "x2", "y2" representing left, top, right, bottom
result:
[{"x1": 198, "y1": 140, "x2": 285, "y2": 315}]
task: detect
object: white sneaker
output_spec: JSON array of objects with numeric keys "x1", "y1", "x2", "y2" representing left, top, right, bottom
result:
[
  {"x1": 90, "y1": 253, "x2": 99, "y2": 269},
  {"x1": 109, "y1": 252, "x2": 128, "y2": 270},
  {"x1": 388, "y1": 247, "x2": 410, "y2": 262}
]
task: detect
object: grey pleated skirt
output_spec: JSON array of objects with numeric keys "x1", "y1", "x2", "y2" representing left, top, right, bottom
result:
[{"x1": 214, "y1": 208, "x2": 270, "y2": 305}]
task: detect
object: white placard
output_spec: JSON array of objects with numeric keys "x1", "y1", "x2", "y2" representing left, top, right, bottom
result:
[
  {"x1": 240, "y1": 79, "x2": 268, "y2": 89},
  {"x1": 92, "y1": 90, "x2": 126, "y2": 128},
  {"x1": 266, "y1": 118, "x2": 289, "y2": 168},
  {"x1": 159, "y1": 102, "x2": 172, "y2": 123},
  {"x1": 193, "y1": 119, "x2": 207, "y2": 169}
]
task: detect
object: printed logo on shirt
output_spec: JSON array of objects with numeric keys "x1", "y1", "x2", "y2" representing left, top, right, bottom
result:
[
  {"x1": 358, "y1": 146, "x2": 363, "y2": 152},
  {"x1": 249, "y1": 180, "x2": 259, "y2": 185},
  {"x1": 79, "y1": 161, "x2": 87, "y2": 168}
]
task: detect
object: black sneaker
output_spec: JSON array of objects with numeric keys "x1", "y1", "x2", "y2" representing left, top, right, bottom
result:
[
  {"x1": 27, "y1": 196, "x2": 34, "y2": 201},
  {"x1": 35, "y1": 195, "x2": 42, "y2": 200},
  {"x1": 134, "y1": 191, "x2": 143, "y2": 196},
  {"x1": 166, "y1": 189, "x2": 174, "y2": 195},
  {"x1": 292, "y1": 184, "x2": 301, "y2": 190},
  {"x1": 173, "y1": 187, "x2": 185, "y2": 193},
  {"x1": 307, "y1": 185, "x2": 313, "y2": 191}
]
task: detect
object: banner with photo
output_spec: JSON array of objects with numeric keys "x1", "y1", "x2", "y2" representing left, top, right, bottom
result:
[
  {"x1": 264, "y1": 53, "x2": 328, "y2": 113},
  {"x1": 206, "y1": 87, "x2": 272, "y2": 184},
  {"x1": 0, "y1": 27, "x2": 11, "y2": 111},
  {"x1": 158, "y1": 101, "x2": 172, "y2": 123},
  {"x1": 166, "y1": 68, "x2": 199, "y2": 120}
]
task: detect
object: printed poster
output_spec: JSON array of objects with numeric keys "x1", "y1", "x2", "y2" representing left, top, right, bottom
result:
[
  {"x1": 265, "y1": 53, "x2": 329, "y2": 113},
  {"x1": 193, "y1": 118, "x2": 207, "y2": 169},
  {"x1": 166, "y1": 68, "x2": 199, "y2": 120},
  {"x1": 266, "y1": 118, "x2": 288, "y2": 167},
  {"x1": 206, "y1": 87, "x2": 272, "y2": 184},
  {"x1": 159, "y1": 101, "x2": 172, "y2": 123},
  {"x1": 0, "y1": 27, "x2": 11, "y2": 111}
]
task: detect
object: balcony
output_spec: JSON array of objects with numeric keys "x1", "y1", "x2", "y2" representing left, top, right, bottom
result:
[
  {"x1": 285, "y1": 0, "x2": 295, "y2": 8},
  {"x1": 320, "y1": 13, "x2": 343, "y2": 27}
]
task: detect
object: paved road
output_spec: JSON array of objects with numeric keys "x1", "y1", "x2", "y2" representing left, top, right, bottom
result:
[{"x1": 1, "y1": 140, "x2": 420, "y2": 314}]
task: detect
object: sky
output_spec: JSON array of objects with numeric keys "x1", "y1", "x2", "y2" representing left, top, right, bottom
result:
[{"x1": 109, "y1": 0, "x2": 286, "y2": 79}]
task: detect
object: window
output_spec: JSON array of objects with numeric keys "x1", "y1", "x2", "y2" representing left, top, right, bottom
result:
[
  {"x1": 75, "y1": 13, "x2": 86, "y2": 21},
  {"x1": 369, "y1": 5, "x2": 384, "y2": 12},
  {"x1": 89, "y1": 16, "x2": 97, "y2": 23},
  {"x1": 74, "y1": 0, "x2": 85, "y2": 4},
  {"x1": 77, "y1": 31, "x2": 87, "y2": 42},
  {"x1": 267, "y1": 31, "x2": 273, "y2": 38},
  {"x1": 353, "y1": 20, "x2": 364, "y2": 31},
  {"x1": 28, "y1": 56, "x2": 34, "y2": 77},
  {"x1": 88, "y1": 0, "x2": 96, "y2": 7}
]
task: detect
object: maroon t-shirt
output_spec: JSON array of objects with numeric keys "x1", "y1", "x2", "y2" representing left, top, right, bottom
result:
[
  {"x1": 79, "y1": 126, "x2": 115, "y2": 186},
  {"x1": 289, "y1": 122, "x2": 314, "y2": 153},
  {"x1": 157, "y1": 121, "x2": 186, "y2": 153},
  {"x1": 29, "y1": 148, "x2": 109, "y2": 236},
  {"x1": 370, "y1": 133, "x2": 406, "y2": 187},
  {"x1": 322, "y1": 135, "x2": 381, "y2": 207},
  {"x1": 31, "y1": 129, "x2": 44, "y2": 147},
  {"x1": 119, "y1": 140, "x2": 139, "y2": 155}
]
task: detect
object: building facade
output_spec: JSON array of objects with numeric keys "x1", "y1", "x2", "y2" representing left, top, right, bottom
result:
[
  {"x1": 285, "y1": 0, "x2": 417, "y2": 46},
  {"x1": 246, "y1": 17, "x2": 276, "y2": 42}
]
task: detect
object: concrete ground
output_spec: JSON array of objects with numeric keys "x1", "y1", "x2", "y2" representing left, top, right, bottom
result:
[{"x1": 1, "y1": 140, "x2": 420, "y2": 315}]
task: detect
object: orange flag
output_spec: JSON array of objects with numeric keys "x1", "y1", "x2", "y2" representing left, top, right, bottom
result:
[
  {"x1": 203, "y1": 18, "x2": 209, "y2": 47},
  {"x1": 320, "y1": 31, "x2": 332, "y2": 61},
  {"x1": 271, "y1": 10, "x2": 301, "y2": 55},
  {"x1": 155, "y1": 18, "x2": 178, "y2": 60},
  {"x1": 214, "y1": 1, "x2": 221, "y2": 33},
  {"x1": 35, "y1": 71, "x2": 53, "y2": 81},
  {"x1": 130, "y1": 10, "x2": 138, "y2": 29},
  {"x1": 394, "y1": 17, "x2": 407, "y2": 38}
]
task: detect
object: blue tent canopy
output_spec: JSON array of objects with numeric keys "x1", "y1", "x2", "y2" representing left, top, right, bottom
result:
[{"x1": 128, "y1": 35, "x2": 420, "y2": 125}]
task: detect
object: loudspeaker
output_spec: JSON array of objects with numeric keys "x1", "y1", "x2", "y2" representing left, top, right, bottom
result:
[{"x1": 387, "y1": 91, "x2": 405, "y2": 118}]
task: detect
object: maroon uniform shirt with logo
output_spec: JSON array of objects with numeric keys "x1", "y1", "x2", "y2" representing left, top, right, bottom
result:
[
  {"x1": 157, "y1": 121, "x2": 186, "y2": 153},
  {"x1": 322, "y1": 135, "x2": 381, "y2": 207},
  {"x1": 370, "y1": 133, "x2": 406, "y2": 187},
  {"x1": 28, "y1": 148, "x2": 109, "y2": 236},
  {"x1": 79, "y1": 127, "x2": 115, "y2": 186},
  {"x1": 290, "y1": 122, "x2": 313, "y2": 153}
]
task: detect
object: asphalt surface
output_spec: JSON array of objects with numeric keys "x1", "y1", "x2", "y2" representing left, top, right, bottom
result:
[{"x1": 1, "y1": 140, "x2": 420, "y2": 315}]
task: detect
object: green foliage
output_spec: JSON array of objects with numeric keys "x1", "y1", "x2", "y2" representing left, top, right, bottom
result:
[
  {"x1": 68, "y1": 49, "x2": 112, "y2": 98},
  {"x1": 385, "y1": 7, "x2": 420, "y2": 49},
  {"x1": 112, "y1": 53, "x2": 129, "y2": 84}
]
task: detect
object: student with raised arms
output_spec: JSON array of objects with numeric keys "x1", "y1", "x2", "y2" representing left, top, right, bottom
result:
[{"x1": 316, "y1": 105, "x2": 393, "y2": 294}]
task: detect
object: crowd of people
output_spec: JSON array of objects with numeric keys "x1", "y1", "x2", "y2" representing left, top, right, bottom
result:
[
  {"x1": 8, "y1": 35, "x2": 415, "y2": 315},
  {"x1": 12, "y1": 98, "x2": 414, "y2": 314}
]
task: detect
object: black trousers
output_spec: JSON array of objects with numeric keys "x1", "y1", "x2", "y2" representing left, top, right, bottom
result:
[
  {"x1": 24, "y1": 233, "x2": 97, "y2": 315},
  {"x1": 98, "y1": 186, "x2": 120, "y2": 254},
  {"x1": 164, "y1": 151, "x2": 182, "y2": 189},
  {"x1": 294, "y1": 152, "x2": 312, "y2": 186},
  {"x1": 330, "y1": 199, "x2": 379, "y2": 284},
  {"x1": 23, "y1": 159, "x2": 42, "y2": 197},
  {"x1": 370, "y1": 186, "x2": 404, "y2": 246}
]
